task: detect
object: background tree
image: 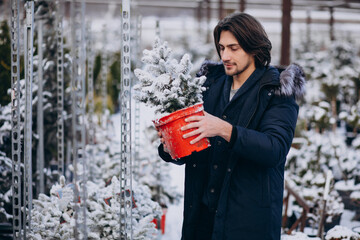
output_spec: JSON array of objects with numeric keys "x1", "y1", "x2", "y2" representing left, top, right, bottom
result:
[{"x1": 0, "y1": 20, "x2": 11, "y2": 106}]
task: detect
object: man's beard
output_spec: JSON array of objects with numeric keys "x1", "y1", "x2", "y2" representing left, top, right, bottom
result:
[{"x1": 223, "y1": 60, "x2": 252, "y2": 77}]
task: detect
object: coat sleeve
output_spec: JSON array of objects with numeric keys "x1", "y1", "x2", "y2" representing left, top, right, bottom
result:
[
  {"x1": 158, "y1": 144, "x2": 187, "y2": 165},
  {"x1": 231, "y1": 95, "x2": 298, "y2": 168}
]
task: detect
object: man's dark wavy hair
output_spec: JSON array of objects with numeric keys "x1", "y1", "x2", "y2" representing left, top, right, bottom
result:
[{"x1": 213, "y1": 12, "x2": 272, "y2": 68}]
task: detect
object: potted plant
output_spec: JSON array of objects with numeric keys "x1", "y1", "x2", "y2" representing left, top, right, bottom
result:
[{"x1": 134, "y1": 37, "x2": 210, "y2": 159}]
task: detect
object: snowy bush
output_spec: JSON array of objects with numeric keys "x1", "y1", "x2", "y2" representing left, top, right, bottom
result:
[
  {"x1": 281, "y1": 231, "x2": 320, "y2": 240},
  {"x1": 285, "y1": 132, "x2": 345, "y2": 227},
  {"x1": 136, "y1": 124, "x2": 182, "y2": 207},
  {"x1": 0, "y1": 150, "x2": 12, "y2": 223},
  {"x1": 325, "y1": 225, "x2": 360, "y2": 240},
  {"x1": 134, "y1": 37, "x2": 206, "y2": 114},
  {"x1": 29, "y1": 176, "x2": 162, "y2": 240}
]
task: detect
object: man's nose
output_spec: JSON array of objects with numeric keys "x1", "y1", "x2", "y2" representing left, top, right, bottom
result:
[{"x1": 221, "y1": 49, "x2": 231, "y2": 61}]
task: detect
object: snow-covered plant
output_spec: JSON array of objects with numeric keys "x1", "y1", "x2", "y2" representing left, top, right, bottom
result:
[
  {"x1": 301, "y1": 102, "x2": 333, "y2": 132},
  {"x1": 0, "y1": 150, "x2": 12, "y2": 223},
  {"x1": 339, "y1": 101, "x2": 360, "y2": 134},
  {"x1": 281, "y1": 231, "x2": 320, "y2": 240},
  {"x1": 30, "y1": 176, "x2": 162, "y2": 239},
  {"x1": 285, "y1": 132, "x2": 345, "y2": 227},
  {"x1": 136, "y1": 124, "x2": 182, "y2": 207},
  {"x1": 134, "y1": 37, "x2": 207, "y2": 114},
  {"x1": 325, "y1": 225, "x2": 360, "y2": 240}
]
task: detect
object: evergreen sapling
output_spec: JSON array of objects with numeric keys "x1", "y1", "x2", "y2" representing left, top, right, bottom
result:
[{"x1": 134, "y1": 37, "x2": 206, "y2": 115}]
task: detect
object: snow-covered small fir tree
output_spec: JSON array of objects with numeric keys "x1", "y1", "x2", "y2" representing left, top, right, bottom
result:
[
  {"x1": 134, "y1": 37, "x2": 206, "y2": 114},
  {"x1": 29, "y1": 175, "x2": 162, "y2": 240},
  {"x1": 325, "y1": 225, "x2": 360, "y2": 240}
]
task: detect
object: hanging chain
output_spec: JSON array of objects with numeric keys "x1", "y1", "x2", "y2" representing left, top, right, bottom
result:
[
  {"x1": 120, "y1": 0, "x2": 133, "y2": 239},
  {"x1": 56, "y1": 0, "x2": 65, "y2": 179},
  {"x1": 71, "y1": 0, "x2": 87, "y2": 239},
  {"x1": 10, "y1": 0, "x2": 22, "y2": 238}
]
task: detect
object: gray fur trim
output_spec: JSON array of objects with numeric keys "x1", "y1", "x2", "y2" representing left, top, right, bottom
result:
[
  {"x1": 196, "y1": 60, "x2": 223, "y2": 77},
  {"x1": 274, "y1": 63, "x2": 306, "y2": 100}
]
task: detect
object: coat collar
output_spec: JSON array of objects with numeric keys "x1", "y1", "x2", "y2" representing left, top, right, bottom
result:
[{"x1": 199, "y1": 61, "x2": 306, "y2": 100}]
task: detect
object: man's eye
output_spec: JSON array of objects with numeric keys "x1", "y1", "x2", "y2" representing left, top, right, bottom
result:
[{"x1": 231, "y1": 47, "x2": 239, "y2": 51}]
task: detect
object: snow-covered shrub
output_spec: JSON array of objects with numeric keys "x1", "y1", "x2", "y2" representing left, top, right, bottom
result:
[
  {"x1": 340, "y1": 101, "x2": 360, "y2": 134},
  {"x1": 29, "y1": 176, "x2": 162, "y2": 240},
  {"x1": 134, "y1": 37, "x2": 206, "y2": 114},
  {"x1": 285, "y1": 132, "x2": 345, "y2": 228},
  {"x1": 325, "y1": 225, "x2": 360, "y2": 240},
  {"x1": 136, "y1": 124, "x2": 182, "y2": 207},
  {"x1": 300, "y1": 102, "x2": 333, "y2": 132},
  {"x1": 281, "y1": 231, "x2": 320, "y2": 240},
  {"x1": 0, "y1": 151, "x2": 12, "y2": 223}
]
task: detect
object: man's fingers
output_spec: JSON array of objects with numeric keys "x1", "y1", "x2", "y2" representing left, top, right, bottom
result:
[
  {"x1": 189, "y1": 134, "x2": 203, "y2": 145},
  {"x1": 181, "y1": 122, "x2": 199, "y2": 131},
  {"x1": 185, "y1": 115, "x2": 203, "y2": 123},
  {"x1": 182, "y1": 129, "x2": 201, "y2": 139}
]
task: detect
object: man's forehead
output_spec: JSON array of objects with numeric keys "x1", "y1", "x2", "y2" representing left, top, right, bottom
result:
[{"x1": 219, "y1": 31, "x2": 239, "y2": 45}]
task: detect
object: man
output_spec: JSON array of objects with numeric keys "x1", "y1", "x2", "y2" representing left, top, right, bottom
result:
[{"x1": 158, "y1": 12, "x2": 305, "y2": 240}]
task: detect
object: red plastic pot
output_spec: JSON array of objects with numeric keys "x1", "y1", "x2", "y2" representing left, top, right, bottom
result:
[{"x1": 153, "y1": 103, "x2": 211, "y2": 159}]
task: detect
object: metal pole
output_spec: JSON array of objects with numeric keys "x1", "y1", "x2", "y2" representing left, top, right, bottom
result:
[
  {"x1": 133, "y1": 14, "x2": 142, "y2": 178},
  {"x1": 86, "y1": 22, "x2": 95, "y2": 181},
  {"x1": 155, "y1": 19, "x2": 160, "y2": 39},
  {"x1": 218, "y1": 0, "x2": 224, "y2": 20},
  {"x1": 134, "y1": 100, "x2": 140, "y2": 177},
  {"x1": 36, "y1": 19, "x2": 45, "y2": 195},
  {"x1": 56, "y1": 0, "x2": 65, "y2": 179},
  {"x1": 120, "y1": 0, "x2": 133, "y2": 238},
  {"x1": 329, "y1": 7, "x2": 335, "y2": 42},
  {"x1": 101, "y1": 24, "x2": 108, "y2": 128},
  {"x1": 280, "y1": 0, "x2": 292, "y2": 66},
  {"x1": 71, "y1": 0, "x2": 87, "y2": 238},
  {"x1": 10, "y1": 0, "x2": 22, "y2": 238},
  {"x1": 24, "y1": 1, "x2": 34, "y2": 238},
  {"x1": 306, "y1": 9, "x2": 311, "y2": 50},
  {"x1": 239, "y1": 0, "x2": 246, "y2": 12},
  {"x1": 66, "y1": 140, "x2": 72, "y2": 181},
  {"x1": 205, "y1": 0, "x2": 211, "y2": 43},
  {"x1": 196, "y1": 1, "x2": 202, "y2": 39}
]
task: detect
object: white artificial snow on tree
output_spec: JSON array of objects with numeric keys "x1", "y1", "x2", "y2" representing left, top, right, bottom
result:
[
  {"x1": 281, "y1": 231, "x2": 320, "y2": 240},
  {"x1": 285, "y1": 131, "x2": 345, "y2": 227},
  {"x1": 137, "y1": 123, "x2": 182, "y2": 207},
  {"x1": 30, "y1": 175, "x2": 162, "y2": 240},
  {"x1": 134, "y1": 37, "x2": 206, "y2": 115},
  {"x1": 325, "y1": 225, "x2": 360, "y2": 240}
]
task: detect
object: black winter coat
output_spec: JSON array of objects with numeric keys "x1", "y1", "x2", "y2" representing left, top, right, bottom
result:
[{"x1": 159, "y1": 62, "x2": 306, "y2": 240}]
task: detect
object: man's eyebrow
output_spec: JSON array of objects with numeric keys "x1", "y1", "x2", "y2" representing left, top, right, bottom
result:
[{"x1": 218, "y1": 43, "x2": 241, "y2": 48}]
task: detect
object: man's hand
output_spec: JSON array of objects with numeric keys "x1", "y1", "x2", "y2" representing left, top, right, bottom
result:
[
  {"x1": 181, "y1": 111, "x2": 233, "y2": 144},
  {"x1": 157, "y1": 130, "x2": 170, "y2": 153}
]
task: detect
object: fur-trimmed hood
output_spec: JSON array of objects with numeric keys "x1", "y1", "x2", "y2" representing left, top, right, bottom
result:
[
  {"x1": 197, "y1": 61, "x2": 306, "y2": 100},
  {"x1": 275, "y1": 63, "x2": 306, "y2": 100}
]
